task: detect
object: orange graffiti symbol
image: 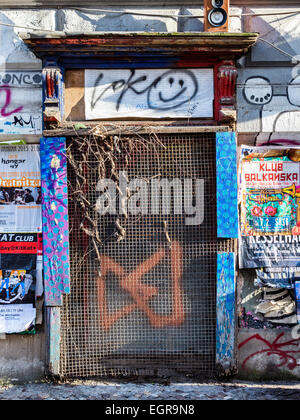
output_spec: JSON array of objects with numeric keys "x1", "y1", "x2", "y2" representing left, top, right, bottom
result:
[{"x1": 97, "y1": 241, "x2": 185, "y2": 331}]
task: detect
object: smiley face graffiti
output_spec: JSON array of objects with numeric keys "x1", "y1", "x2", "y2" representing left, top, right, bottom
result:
[
  {"x1": 90, "y1": 69, "x2": 199, "y2": 113},
  {"x1": 147, "y1": 70, "x2": 199, "y2": 111}
]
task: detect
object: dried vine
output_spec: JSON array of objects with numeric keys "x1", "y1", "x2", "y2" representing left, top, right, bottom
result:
[{"x1": 66, "y1": 124, "x2": 165, "y2": 271}]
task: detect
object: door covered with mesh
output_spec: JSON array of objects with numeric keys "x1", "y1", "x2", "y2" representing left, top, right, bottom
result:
[{"x1": 61, "y1": 133, "x2": 235, "y2": 378}]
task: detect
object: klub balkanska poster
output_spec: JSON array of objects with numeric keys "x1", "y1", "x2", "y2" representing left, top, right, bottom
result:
[
  {"x1": 239, "y1": 146, "x2": 300, "y2": 269},
  {"x1": 0, "y1": 145, "x2": 41, "y2": 333}
]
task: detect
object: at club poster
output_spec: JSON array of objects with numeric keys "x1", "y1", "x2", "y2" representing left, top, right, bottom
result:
[
  {"x1": 0, "y1": 145, "x2": 41, "y2": 233},
  {"x1": 239, "y1": 146, "x2": 300, "y2": 268}
]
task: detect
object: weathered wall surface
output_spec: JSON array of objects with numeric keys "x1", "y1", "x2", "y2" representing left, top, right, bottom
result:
[
  {"x1": 238, "y1": 329, "x2": 300, "y2": 380},
  {"x1": 0, "y1": 329, "x2": 45, "y2": 382},
  {"x1": 1, "y1": 3, "x2": 300, "y2": 381},
  {"x1": 237, "y1": 7, "x2": 300, "y2": 136},
  {"x1": 237, "y1": 7, "x2": 300, "y2": 380}
]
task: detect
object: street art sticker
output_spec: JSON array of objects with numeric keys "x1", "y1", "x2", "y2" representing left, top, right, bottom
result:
[
  {"x1": 0, "y1": 145, "x2": 41, "y2": 233},
  {"x1": 239, "y1": 146, "x2": 300, "y2": 268},
  {"x1": 0, "y1": 72, "x2": 42, "y2": 135},
  {"x1": 85, "y1": 69, "x2": 214, "y2": 119}
]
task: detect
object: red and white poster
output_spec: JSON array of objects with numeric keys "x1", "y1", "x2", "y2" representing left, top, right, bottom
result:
[{"x1": 239, "y1": 146, "x2": 300, "y2": 268}]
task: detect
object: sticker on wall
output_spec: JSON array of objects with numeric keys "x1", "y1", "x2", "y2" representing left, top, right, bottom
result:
[
  {"x1": 239, "y1": 146, "x2": 300, "y2": 268},
  {"x1": 85, "y1": 69, "x2": 214, "y2": 119}
]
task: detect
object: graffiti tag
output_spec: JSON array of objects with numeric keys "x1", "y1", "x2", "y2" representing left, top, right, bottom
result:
[
  {"x1": 0, "y1": 85, "x2": 23, "y2": 118},
  {"x1": 12, "y1": 115, "x2": 37, "y2": 129},
  {"x1": 238, "y1": 333, "x2": 300, "y2": 370},
  {"x1": 97, "y1": 241, "x2": 185, "y2": 331},
  {"x1": 91, "y1": 69, "x2": 199, "y2": 112}
]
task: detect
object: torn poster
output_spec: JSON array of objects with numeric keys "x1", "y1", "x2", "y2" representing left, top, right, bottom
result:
[
  {"x1": 254, "y1": 267, "x2": 299, "y2": 289},
  {"x1": 239, "y1": 146, "x2": 300, "y2": 268},
  {"x1": 0, "y1": 145, "x2": 41, "y2": 233},
  {"x1": 255, "y1": 288, "x2": 297, "y2": 325}
]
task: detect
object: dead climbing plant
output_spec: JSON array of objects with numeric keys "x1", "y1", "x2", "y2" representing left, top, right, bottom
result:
[{"x1": 66, "y1": 124, "x2": 166, "y2": 270}]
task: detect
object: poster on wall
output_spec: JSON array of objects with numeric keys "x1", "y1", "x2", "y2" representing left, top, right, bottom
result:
[
  {"x1": 239, "y1": 146, "x2": 300, "y2": 268},
  {"x1": 0, "y1": 145, "x2": 41, "y2": 333},
  {"x1": 0, "y1": 145, "x2": 41, "y2": 233}
]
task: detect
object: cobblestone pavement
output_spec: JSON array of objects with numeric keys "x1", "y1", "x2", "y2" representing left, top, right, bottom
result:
[{"x1": 0, "y1": 379, "x2": 300, "y2": 400}]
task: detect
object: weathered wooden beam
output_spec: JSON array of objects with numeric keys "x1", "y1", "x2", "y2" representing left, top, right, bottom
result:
[
  {"x1": 20, "y1": 32, "x2": 259, "y2": 60},
  {"x1": 43, "y1": 125, "x2": 231, "y2": 137}
]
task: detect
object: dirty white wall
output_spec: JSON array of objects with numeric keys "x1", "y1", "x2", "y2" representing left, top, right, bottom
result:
[
  {"x1": 237, "y1": 7, "x2": 300, "y2": 138},
  {"x1": 236, "y1": 7, "x2": 300, "y2": 380}
]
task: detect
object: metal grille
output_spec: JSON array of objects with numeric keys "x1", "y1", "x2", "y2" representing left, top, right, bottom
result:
[{"x1": 60, "y1": 133, "x2": 235, "y2": 378}]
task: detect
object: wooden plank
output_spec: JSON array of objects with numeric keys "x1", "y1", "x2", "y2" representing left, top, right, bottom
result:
[
  {"x1": 65, "y1": 69, "x2": 85, "y2": 121},
  {"x1": 216, "y1": 131, "x2": 238, "y2": 239},
  {"x1": 46, "y1": 307, "x2": 61, "y2": 376},
  {"x1": 216, "y1": 252, "x2": 236, "y2": 376}
]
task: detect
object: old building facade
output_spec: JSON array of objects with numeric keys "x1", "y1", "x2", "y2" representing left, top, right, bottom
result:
[{"x1": 0, "y1": 0, "x2": 300, "y2": 381}]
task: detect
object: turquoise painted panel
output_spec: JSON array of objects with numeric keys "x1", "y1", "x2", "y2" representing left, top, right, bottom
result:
[
  {"x1": 216, "y1": 252, "x2": 236, "y2": 374},
  {"x1": 216, "y1": 132, "x2": 238, "y2": 238},
  {"x1": 40, "y1": 137, "x2": 70, "y2": 306}
]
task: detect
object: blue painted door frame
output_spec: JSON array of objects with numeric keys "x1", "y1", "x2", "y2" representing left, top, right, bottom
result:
[{"x1": 216, "y1": 132, "x2": 238, "y2": 376}]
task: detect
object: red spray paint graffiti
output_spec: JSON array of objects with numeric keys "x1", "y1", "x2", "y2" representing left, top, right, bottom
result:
[
  {"x1": 238, "y1": 333, "x2": 300, "y2": 370},
  {"x1": 97, "y1": 241, "x2": 185, "y2": 331},
  {"x1": 0, "y1": 85, "x2": 23, "y2": 117}
]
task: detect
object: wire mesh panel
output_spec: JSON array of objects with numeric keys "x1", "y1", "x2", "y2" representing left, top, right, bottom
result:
[{"x1": 60, "y1": 133, "x2": 235, "y2": 378}]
